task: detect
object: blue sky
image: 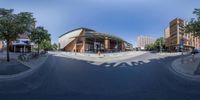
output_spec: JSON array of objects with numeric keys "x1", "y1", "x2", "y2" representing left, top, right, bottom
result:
[{"x1": 0, "y1": 0, "x2": 200, "y2": 46}]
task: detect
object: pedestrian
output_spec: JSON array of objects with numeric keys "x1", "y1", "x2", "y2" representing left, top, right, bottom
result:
[{"x1": 98, "y1": 51, "x2": 101, "y2": 56}]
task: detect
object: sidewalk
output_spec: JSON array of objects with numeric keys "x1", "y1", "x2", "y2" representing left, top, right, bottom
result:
[
  {"x1": 156, "y1": 52, "x2": 189, "y2": 57},
  {"x1": 171, "y1": 53, "x2": 200, "y2": 80},
  {"x1": 0, "y1": 52, "x2": 20, "y2": 59},
  {"x1": 0, "y1": 58, "x2": 29, "y2": 75},
  {"x1": 0, "y1": 52, "x2": 49, "y2": 81},
  {"x1": 49, "y1": 51, "x2": 147, "y2": 63}
]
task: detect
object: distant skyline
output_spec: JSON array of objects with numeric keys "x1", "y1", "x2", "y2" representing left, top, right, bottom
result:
[{"x1": 0, "y1": 0, "x2": 199, "y2": 47}]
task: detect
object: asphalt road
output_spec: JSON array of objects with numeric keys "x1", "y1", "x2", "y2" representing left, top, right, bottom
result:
[{"x1": 0, "y1": 53, "x2": 200, "y2": 100}]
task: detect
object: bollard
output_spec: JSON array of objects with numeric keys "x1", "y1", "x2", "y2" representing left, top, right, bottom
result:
[
  {"x1": 181, "y1": 51, "x2": 184, "y2": 64},
  {"x1": 192, "y1": 54, "x2": 195, "y2": 62}
]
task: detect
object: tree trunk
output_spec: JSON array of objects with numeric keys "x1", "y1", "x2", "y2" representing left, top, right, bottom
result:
[
  {"x1": 38, "y1": 43, "x2": 40, "y2": 55},
  {"x1": 6, "y1": 40, "x2": 10, "y2": 62}
]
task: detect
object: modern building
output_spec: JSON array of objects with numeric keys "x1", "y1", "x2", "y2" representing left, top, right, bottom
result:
[
  {"x1": 137, "y1": 35, "x2": 156, "y2": 50},
  {"x1": 58, "y1": 28, "x2": 132, "y2": 53},
  {"x1": 165, "y1": 18, "x2": 200, "y2": 52},
  {"x1": 164, "y1": 27, "x2": 170, "y2": 48}
]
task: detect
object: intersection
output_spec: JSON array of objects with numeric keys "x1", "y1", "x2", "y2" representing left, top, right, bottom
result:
[{"x1": 0, "y1": 52, "x2": 200, "y2": 100}]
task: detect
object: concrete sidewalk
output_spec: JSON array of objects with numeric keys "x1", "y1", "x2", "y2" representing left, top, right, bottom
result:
[
  {"x1": 0, "y1": 52, "x2": 49, "y2": 81},
  {"x1": 0, "y1": 58, "x2": 29, "y2": 75},
  {"x1": 49, "y1": 51, "x2": 147, "y2": 63},
  {"x1": 171, "y1": 53, "x2": 200, "y2": 80},
  {"x1": 0, "y1": 52, "x2": 20, "y2": 59}
]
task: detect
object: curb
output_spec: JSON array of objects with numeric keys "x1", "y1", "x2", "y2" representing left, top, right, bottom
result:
[
  {"x1": 51, "y1": 51, "x2": 147, "y2": 63},
  {"x1": 170, "y1": 56, "x2": 200, "y2": 82},
  {"x1": 0, "y1": 54, "x2": 50, "y2": 82}
]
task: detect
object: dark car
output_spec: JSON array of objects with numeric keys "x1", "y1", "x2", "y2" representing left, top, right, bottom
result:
[{"x1": 191, "y1": 49, "x2": 200, "y2": 54}]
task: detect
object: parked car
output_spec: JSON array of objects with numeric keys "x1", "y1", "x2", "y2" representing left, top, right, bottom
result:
[{"x1": 191, "y1": 49, "x2": 200, "y2": 54}]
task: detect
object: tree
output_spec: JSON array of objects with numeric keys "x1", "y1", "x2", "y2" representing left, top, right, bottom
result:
[
  {"x1": 185, "y1": 9, "x2": 200, "y2": 37},
  {"x1": 145, "y1": 37, "x2": 164, "y2": 51},
  {"x1": 52, "y1": 43, "x2": 58, "y2": 51},
  {"x1": 154, "y1": 37, "x2": 164, "y2": 51},
  {"x1": 40, "y1": 40, "x2": 52, "y2": 51},
  {"x1": 31, "y1": 26, "x2": 51, "y2": 54},
  {"x1": 145, "y1": 43, "x2": 155, "y2": 51},
  {"x1": 185, "y1": 9, "x2": 200, "y2": 61},
  {"x1": 0, "y1": 8, "x2": 35, "y2": 62}
]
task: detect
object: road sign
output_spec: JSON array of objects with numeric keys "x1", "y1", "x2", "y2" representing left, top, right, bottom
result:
[
  {"x1": 180, "y1": 41, "x2": 184, "y2": 48},
  {"x1": 180, "y1": 32, "x2": 184, "y2": 35},
  {"x1": 181, "y1": 38, "x2": 184, "y2": 41}
]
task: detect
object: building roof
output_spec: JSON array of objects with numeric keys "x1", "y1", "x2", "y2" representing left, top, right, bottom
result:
[
  {"x1": 59, "y1": 27, "x2": 132, "y2": 45},
  {"x1": 13, "y1": 39, "x2": 33, "y2": 46},
  {"x1": 69, "y1": 31, "x2": 126, "y2": 42},
  {"x1": 59, "y1": 27, "x2": 95, "y2": 38},
  {"x1": 18, "y1": 34, "x2": 29, "y2": 39},
  {"x1": 86, "y1": 32, "x2": 125, "y2": 41}
]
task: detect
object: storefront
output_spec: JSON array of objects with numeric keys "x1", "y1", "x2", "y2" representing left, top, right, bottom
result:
[{"x1": 12, "y1": 39, "x2": 33, "y2": 53}]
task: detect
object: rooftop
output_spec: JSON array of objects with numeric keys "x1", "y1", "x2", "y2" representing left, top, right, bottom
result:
[{"x1": 59, "y1": 27, "x2": 95, "y2": 38}]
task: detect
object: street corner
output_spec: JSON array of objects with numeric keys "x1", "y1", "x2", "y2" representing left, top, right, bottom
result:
[
  {"x1": 171, "y1": 54, "x2": 200, "y2": 81},
  {"x1": 17, "y1": 53, "x2": 50, "y2": 69},
  {"x1": 0, "y1": 58, "x2": 29, "y2": 81},
  {"x1": 0, "y1": 53, "x2": 49, "y2": 81}
]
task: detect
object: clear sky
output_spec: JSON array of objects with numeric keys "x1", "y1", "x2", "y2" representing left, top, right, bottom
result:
[{"x1": 0, "y1": 0, "x2": 200, "y2": 47}]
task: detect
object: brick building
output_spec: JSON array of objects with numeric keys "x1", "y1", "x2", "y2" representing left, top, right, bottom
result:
[{"x1": 164, "y1": 18, "x2": 200, "y2": 52}]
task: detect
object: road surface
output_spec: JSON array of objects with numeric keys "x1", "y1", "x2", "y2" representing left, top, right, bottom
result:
[{"x1": 0, "y1": 52, "x2": 200, "y2": 100}]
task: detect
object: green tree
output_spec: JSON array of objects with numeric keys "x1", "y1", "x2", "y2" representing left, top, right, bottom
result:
[
  {"x1": 185, "y1": 9, "x2": 200, "y2": 37},
  {"x1": 145, "y1": 43, "x2": 155, "y2": 51},
  {"x1": 31, "y1": 26, "x2": 51, "y2": 54},
  {"x1": 40, "y1": 40, "x2": 52, "y2": 51},
  {"x1": 154, "y1": 37, "x2": 164, "y2": 51},
  {"x1": 0, "y1": 8, "x2": 35, "y2": 62},
  {"x1": 52, "y1": 43, "x2": 58, "y2": 51},
  {"x1": 145, "y1": 37, "x2": 164, "y2": 51}
]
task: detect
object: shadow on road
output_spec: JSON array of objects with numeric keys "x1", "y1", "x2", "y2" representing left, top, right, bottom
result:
[{"x1": 1, "y1": 53, "x2": 200, "y2": 100}]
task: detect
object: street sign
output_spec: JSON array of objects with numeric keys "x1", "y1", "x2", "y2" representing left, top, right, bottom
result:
[
  {"x1": 180, "y1": 32, "x2": 184, "y2": 35},
  {"x1": 180, "y1": 41, "x2": 184, "y2": 48},
  {"x1": 181, "y1": 38, "x2": 184, "y2": 41}
]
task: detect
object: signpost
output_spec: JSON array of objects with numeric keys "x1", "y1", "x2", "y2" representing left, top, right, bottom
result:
[
  {"x1": 180, "y1": 35, "x2": 184, "y2": 64},
  {"x1": 180, "y1": 40, "x2": 184, "y2": 49}
]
